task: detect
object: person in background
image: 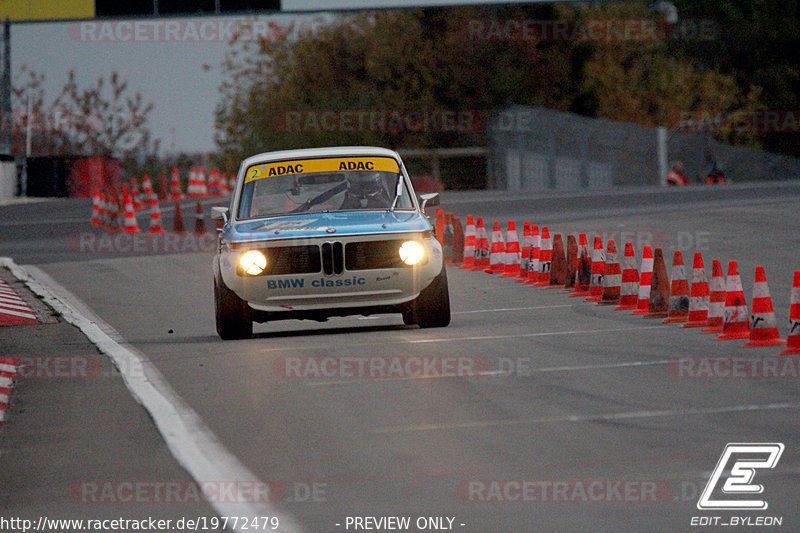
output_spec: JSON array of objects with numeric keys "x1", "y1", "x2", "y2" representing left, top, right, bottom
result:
[
  {"x1": 706, "y1": 161, "x2": 726, "y2": 184},
  {"x1": 666, "y1": 162, "x2": 689, "y2": 186}
]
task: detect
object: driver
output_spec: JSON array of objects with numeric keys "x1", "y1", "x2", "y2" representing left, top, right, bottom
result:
[{"x1": 340, "y1": 172, "x2": 390, "y2": 209}]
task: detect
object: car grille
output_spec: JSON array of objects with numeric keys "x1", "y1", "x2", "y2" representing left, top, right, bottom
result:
[
  {"x1": 237, "y1": 239, "x2": 416, "y2": 276},
  {"x1": 262, "y1": 245, "x2": 321, "y2": 275},
  {"x1": 345, "y1": 239, "x2": 411, "y2": 270},
  {"x1": 321, "y1": 241, "x2": 344, "y2": 275}
]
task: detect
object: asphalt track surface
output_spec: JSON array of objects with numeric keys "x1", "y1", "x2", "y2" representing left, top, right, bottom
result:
[{"x1": 1, "y1": 182, "x2": 800, "y2": 532}]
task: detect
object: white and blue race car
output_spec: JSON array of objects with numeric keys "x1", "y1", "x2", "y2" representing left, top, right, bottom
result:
[{"x1": 212, "y1": 146, "x2": 450, "y2": 339}]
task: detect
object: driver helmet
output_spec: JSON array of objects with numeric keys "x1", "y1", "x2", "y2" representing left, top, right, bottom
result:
[{"x1": 346, "y1": 172, "x2": 385, "y2": 204}]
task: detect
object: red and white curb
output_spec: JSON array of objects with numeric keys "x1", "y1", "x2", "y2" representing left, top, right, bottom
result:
[
  {"x1": 0, "y1": 257, "x2": 299, "y2": 532},
  {"x1": 0, "y1": 278, "x2": 39, "y2": 326},
  {"x1": 0, "y1": 356, "x2": 20, "y2": 425}
]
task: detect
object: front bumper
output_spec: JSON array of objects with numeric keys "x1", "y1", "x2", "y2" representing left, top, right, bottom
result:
[{"x1": 216, "y1": 233, "x2": 443, "y2": 313}]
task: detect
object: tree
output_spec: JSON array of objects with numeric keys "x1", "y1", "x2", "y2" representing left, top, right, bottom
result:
[
  {"x1": 213, "y1": 7, "x2": 582, "y2": 168},
  {"x1": 673, "y1": 0, "x2": 800, "y2": 155},
  {"x1": 566, "y1": 2, "x2": 762, "y2": 146},
  {"x1": 11, "y1": 68, "x2": 159, "y2": 165},
  {"x1": 213, "y1": 3, "x2": 777, "y2": 177}
]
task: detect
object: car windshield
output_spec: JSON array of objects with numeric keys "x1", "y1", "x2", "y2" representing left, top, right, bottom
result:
[{"x1": 237, "y1": 156, "x2": 414, "y2": 219}]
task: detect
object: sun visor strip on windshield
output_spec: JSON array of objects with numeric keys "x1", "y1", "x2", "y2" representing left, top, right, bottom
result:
[{"x1": 245, "y1": 156, "x2": 400, "y2": 183}]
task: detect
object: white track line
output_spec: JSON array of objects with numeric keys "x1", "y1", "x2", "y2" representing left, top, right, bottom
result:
[
  {"x1": 508, "y1": 359, "x2": 675, "y2": 374},
  {"x1": 453, "y1": 304, "x2": 573, "y2": 314},
  {"x1": 370, "y1": 401, "x2": 800, "y2": 434},
  {"x1": 408, "y1": 325, "x2": 666, "y2": 344},
  {"x1": 0, "y1": 257, "x2": 300, "y2": 533}
]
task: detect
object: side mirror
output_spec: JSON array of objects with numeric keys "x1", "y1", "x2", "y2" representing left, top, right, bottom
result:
[
  {"x1": 419, "y1": 193, "x2": 440, "y2": 211},
  {"x1": 211, "y1": 206, "x2": 229, "y2": 223}
]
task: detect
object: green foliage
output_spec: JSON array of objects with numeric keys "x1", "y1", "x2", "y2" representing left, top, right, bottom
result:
[
  {"x1": 214, "y1": 2, "x2": 796, "y2": 172},
  {"x1": 673, "y1": 0, "x2": 800, "y2": 153}
]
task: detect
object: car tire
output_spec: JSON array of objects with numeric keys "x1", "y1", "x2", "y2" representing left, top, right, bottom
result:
[
  {"x1": 214, "y1": 273, "x2": 253, "y2": 340},
  {"x1": 404, "y1": 265, "x2": 451, "y2": 328}
]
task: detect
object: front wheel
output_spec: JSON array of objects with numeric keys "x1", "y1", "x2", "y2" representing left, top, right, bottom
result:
[
  {"x1": 214, "y1": 273, "x2": 253, "y2": 340},
  {"x1": 403, "y1": 265, "x2": 451, "y2": 328}
]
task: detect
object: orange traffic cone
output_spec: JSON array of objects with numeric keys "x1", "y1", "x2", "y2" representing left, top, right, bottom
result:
[
  {"x1": 615, "y1": 242, "x2": 639, "y2": 310},
  {"x1": 702, "y1": 259, "x2": 726, "y2": 334},
  {"x1": 187, "y1": 165, "x2": 210, "y2": 197},
  {"x1": 517, "y1": 222, "x2": 532, "y2": 282},
  {"x1": 142, "y1": 174, "x2": 158, "y2": 208},
  {"x1": 158, "y1": 172, "x2": 168, "y2": 201},
  {"x1": 208, "y1": 168, "x2": 222, "y2": 197},
  {"x1": 443, "y1": 213, "x2": 455, "y2": 264},
  {"x1": 500, "y1": 221, "x2": 521, "y2": 278},
  {"x1": 220, "y1": 171, "x2": 230, "y2": 196},
  {"x1": 485, "y1": 221, "x2": 506, "y2": 274},
  {"x1": 780, "y1": 271, "x2": 800, "y2": 355},
  {"x1": 715, "y1": 261, "x2": 750, "y2": 340},
  {"x1": 585, "y1": 236, "x2": 605, "y2": 301},
  {"x1": 683, "y1": 252, "x2": 710, "y2": 328},
  {"x1": 173, "y1": 201, "x2": 186, "y2": 234},
  {"x1": 101, "y1": 193, "x2": 110, "y2": 229},
  {"x1": 194, "y1": 201, "x2": 206, "y2": 235},
  {"x1": 147, "y1": 200, "x2": 166, "y2": 234},
  {"x1": 644, "y1": 248, "x2": 669, "y2": 319},
  {"x1": 471, "y1": 217, "x2": 490, "y2": 272},
  {"x1": 632, "y1": 245, "x2": 653, "y2": 315},
  {"x1": 570, "y1": 233, "x2": 591, "y2": 297},
  {"x1": 100, "y1": 193, "x2": 111, "y2": 230},
  {"x1": 103, "y1": 192, "x2": 115, "y2": 231},
  {"x1": 459, "y1": 215, "x2": 476, "y2": 269},
  {"x1": 433, "y1": 208, "x2": 445, "y2": 245},
  {"x1": 122, "y1": 193, "x2": 141, "y2": 233},
  {"x1": 599, "y1": 239, "x2": 621, "y2": 305},
  {"x1": 744, "y1": 266, "x2": 785, "y2": 347},
  {"x1": 525, "y1": 225, "x2": 541, "y2": 285},
  {"x1": 90, "y1": 190, "x2": 101, "y2": 226},
  {"x1": 563, "y1": 234, "x2": 578, "y2": 291},
  {"x1": 170, "y1": 167, "x2": 184, "y2": 200},
  {"x1": 548, "y1": 234, "x2": 566, "y2": 288},
  {"x1": 533, "y1": 227, "x2": 552, "y2": 287},
  {"x1": 452, "y1": 216, "x2": 464, "y2": 267},
  {"x1": 197, "y1": 166, "x2": 209, "y2": 197},
  {"x1": 130, "y1": 177, "x2": 144, "y2": 210},
  {"x1": 663, "y1": 251, "x2": 690, "y2": 323}
]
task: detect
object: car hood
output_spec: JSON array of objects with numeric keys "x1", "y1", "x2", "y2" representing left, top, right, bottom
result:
[{"x1": 227, "y1": 210, "x2": 431, "y2": 242}]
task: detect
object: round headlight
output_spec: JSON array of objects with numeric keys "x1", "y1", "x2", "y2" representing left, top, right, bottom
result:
[
  {"x1": 399, "y1": 240, "x2": 425, "y2": 265},
  {"x1": 239, "y1": 250, "x2": 267, "y2": 275}
]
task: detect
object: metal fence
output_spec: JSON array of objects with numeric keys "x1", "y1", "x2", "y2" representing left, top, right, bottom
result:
[{"x1": 487, "y1": 105, "x2": 800, "y2": 190}]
